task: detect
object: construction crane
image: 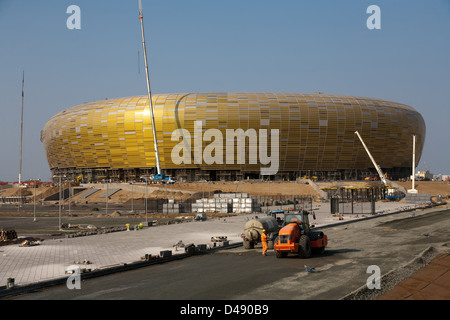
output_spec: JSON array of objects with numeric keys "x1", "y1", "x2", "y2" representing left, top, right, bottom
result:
[
  {"x1": 138, "y1": 0, "x2": 162, "y2": 175},
  {"x1": 354, "y1": 131, "x2": 388, "y2": 186},
  {"x1": 355, "y1": 131, "x2": 408, "y2": 198}
]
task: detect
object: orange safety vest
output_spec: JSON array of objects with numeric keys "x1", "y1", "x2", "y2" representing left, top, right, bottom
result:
[{"x1": 261, "y1": 232, "x2": 267, "y2": 242}]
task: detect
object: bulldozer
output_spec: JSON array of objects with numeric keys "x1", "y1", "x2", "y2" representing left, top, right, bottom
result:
[{"x1": 274, "y1": 210, "x2": 327, "y2": 258}]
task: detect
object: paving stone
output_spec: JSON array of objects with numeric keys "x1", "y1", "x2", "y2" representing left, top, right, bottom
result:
[
  {"x1": 377, "y1": 253, "x2": 450, "y2": 300},
  {"x1": 398, "y1": 277, "x2": 429, "y2": 291},
  {"x1": 410, "y1": 264, "x2": 448, "y2": 283},
  {"x1": 377, "y1": 285, "x2": 413, "y2": 300},
  {"x1": 1, "y1": 204, "x2": 448, "y2": 299},
  {"x1": 419, "y1": 283, "x2": 450, "y2": 300}
]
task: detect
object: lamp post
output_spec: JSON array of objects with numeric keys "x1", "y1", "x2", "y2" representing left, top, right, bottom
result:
[
  {"x1": 411, "y1": 135, "x2": 417, "y2": 193},
  {"x1": 53, "y1": 174, "x2": 65, "y2": 230},
  {"x1": 105, "y1": 181, "x2": 109, "y2": 216},
  {"x1": 131, "y1": 182, "x2": 134, "y2": 213},
  {"x1": 145, "y1": 178, "x2": 148, "y2": 224},
  {"x1": 33, "y1": 179, "x2": 37, "y2": 222},
  {"x1": 18, "y1": 71, "x2": 24, "y2": 211},
  {"x1": 68, "y1": 183, "x2": 71, "y2": 217},
  {"x1": 59, "y1": 176, "x2": 61, "y2": 229}
]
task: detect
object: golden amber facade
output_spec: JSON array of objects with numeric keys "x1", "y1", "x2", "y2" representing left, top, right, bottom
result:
[{"x1": 41, "y1": 92, "x2": 425, "y2": 180}]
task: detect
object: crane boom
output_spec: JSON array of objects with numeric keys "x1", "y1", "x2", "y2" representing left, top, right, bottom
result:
[
  {"x1": 354, "y1": 131, "x2": 388, "y2": 186},
  {"x1": 138, "y1": 0, "x2": 161, "y2": 175}
]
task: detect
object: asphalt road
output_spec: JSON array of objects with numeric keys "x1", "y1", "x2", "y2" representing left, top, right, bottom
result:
[
  {"x1": 0, "y1": 203, "x2": 182, "y2": 238},
  {"x1": 6, "y1": 207, "x2": 449, "y2": 302}
]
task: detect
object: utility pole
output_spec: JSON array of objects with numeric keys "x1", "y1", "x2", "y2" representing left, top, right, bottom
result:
[
  {"x1": 412, "y1": 134, "x2": 415, "y2": 190},
  {"x1": 409, "y1": 135, "x2": 418, "y2": 193},
  {"x1": 106, "y1": 181, "x2": 109, "y2": 215},
  {"x1": 19, "y1": 71, "x2": 24, "y2": 186},
  {"x1": 56, "y1": 175, "x2": 63, "y2": 230},
  {"x1": 33, "y1": 179, "x2": 37, "y2": 222},
  {"x1": 138, "y1": 0, "x2": 162, "y2": 175},
  {"x1": 131, "y1": 182, "x2": 134, "y2": 213},
  {"x1": 18, "y1": 71, "x2": 25, "y2": 209}
]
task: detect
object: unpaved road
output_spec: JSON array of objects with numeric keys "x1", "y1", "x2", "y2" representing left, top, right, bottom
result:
[{"x1": 7, "y1": 207, "x2": 450, "y2": 300}]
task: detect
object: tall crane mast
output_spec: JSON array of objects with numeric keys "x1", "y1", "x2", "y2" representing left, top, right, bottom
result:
[
  {"x1": 354, "y1": 131, "x2": 388, "y2": 186},
  {"x1": 138, "y1": 0, "x2": 161, "y2": 175}
]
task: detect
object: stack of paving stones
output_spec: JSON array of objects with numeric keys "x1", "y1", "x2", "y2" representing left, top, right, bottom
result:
[
  {"x1": 163, "y1": 199, "x2": 184, "y2": 214},
  {"x1": 192, "y1": 193, "x2": 261, "y2": 214},
  {"x1": 0, "y1": 229, "x2": 17, "y2": 242}
]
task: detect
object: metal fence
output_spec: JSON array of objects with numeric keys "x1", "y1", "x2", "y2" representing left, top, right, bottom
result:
[{"x1": 139, "y1": 195, "x2": 315, "y2": 214}]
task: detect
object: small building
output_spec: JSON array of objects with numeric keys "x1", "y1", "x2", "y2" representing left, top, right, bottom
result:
[{"x1": 416, "y1": 170, "x2": 433, "y2": 181}]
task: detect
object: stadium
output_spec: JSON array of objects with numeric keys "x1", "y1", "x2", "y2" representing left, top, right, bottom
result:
[{"x1": 40, "y1": 92, "x2": 426, "y2": 182}]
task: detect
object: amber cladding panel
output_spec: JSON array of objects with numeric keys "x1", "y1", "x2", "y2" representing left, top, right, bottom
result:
[{"x1": 41, "y1": 92, "x2": 426, "y2": 175}]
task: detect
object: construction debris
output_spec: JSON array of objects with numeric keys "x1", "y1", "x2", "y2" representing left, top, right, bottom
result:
[
  {"x1": 195, "y1": 213, "x2": 207, "y2": 221},
  {"x1": 1, "y1": 229, "x2": 17, "y2": 242},
  {"x1": 305, "y1": 265, "x2": 315, "y2": 273},
  {"x1": 141, "y1": 253, "x2": 161, "y2": 260},
  {"x1": 173, "y1": 240, "x2": 185, "y2": 250},
  {"x1": 6, "y1": 278, "x2": 14, "y2": 289},
  {"x1": 19, "y1": 239, "x2": 40, "y2": 247},
  {"x1": 184, "y1": 243, "x2": 195, "y2": 255},
  {"x1": 210, "y1": 236, "x2": 229, "y2": 248},
  {"x1": 211, "y1": 236, "x2": 227, "y2": 242},
  {"x1": 160, "y1": 250, "x2": 172, "y2": 258},
  {"x1": 74, "y1": 259, "x2": 92, "y2": 265}
]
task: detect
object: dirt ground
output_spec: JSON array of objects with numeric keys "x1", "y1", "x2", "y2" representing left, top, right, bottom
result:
[
  {"x1": 1, "y1": 181, "x2": 320, "y2": 204},
  {"x1": 0, "y1": 185, "x2": 59, "y2": 200},
  {"x1": 1, "y1": 180, "x2": 449, "y2": 205},
  {"x1": 174, "y1": 181, "x2": 319, "y2": 197},
  {"x1": 396, "y1": 181, "x2": 450, "y2": 198},
  {"x1": 67, "y1": 181, "x2": 319, "y2": 205}
]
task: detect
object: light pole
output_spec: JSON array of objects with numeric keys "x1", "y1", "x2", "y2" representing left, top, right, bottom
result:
[
  {"x1": 145, "y1": 178, "x2": 148, "y2": 224},
  {"x1": 33, "y1": 179, "x2": 37, "y2": 222},
  {"x1": 53, "y1": 174, "x2": 65, "y2": 230},
  {"x1": 58, "y1": 176, "x2": 61, "y2": 229},
  {"x1": 410, "y1": 134, "x2": 417, "y2": 193},
  {"x1": 105, "y1": 181, "x2": 109, "y2": 216},
  {"x1": 69, "y1": 184, "x2": 71, "y2": 216},
  {"x1": 18, "y1": 71, "x2": 25, "y2": 211},
  {"x1": 131, "y1": 182, "x2": 134, "y2": 213}
]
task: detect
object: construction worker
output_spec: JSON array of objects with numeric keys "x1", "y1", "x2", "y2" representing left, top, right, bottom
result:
[{"x1": 261, "y1": 229, "x2": 269, "y2": 256}]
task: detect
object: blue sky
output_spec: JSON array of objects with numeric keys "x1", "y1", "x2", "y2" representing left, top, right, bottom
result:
[{"x1": 0, "y1": 0, "x2": 449, "y2": 181}]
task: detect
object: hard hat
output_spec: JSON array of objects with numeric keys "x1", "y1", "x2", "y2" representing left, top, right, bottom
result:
[{"x1": 262, "y1": 229, "x2": 266, "y2": 232}]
